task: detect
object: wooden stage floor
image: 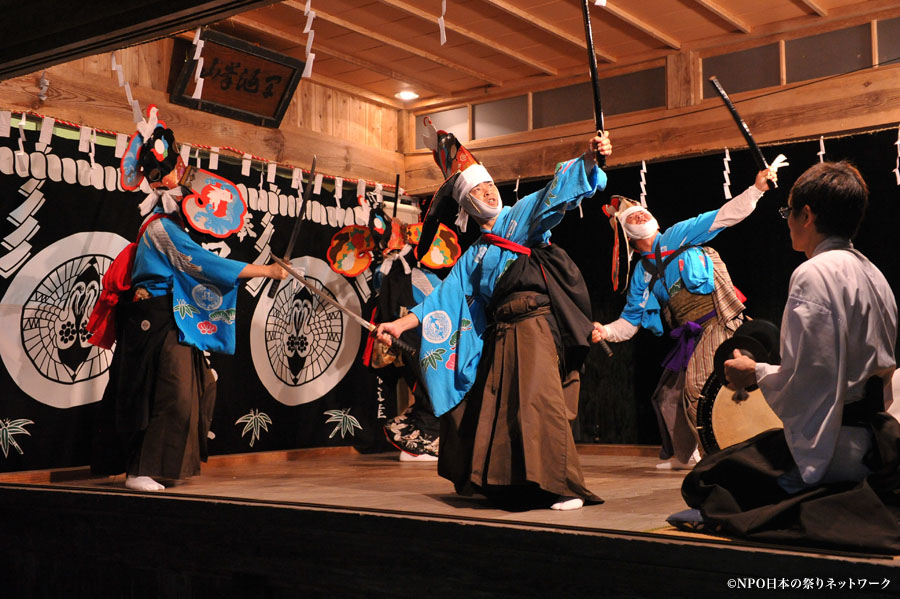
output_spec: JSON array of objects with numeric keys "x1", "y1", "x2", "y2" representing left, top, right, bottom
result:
[
  {"x1": 16, "y1": 446, "x2": 686, "y2": 534},
  {"x1": 2, "y1": 446, "x2": 899, "y2": 597}
]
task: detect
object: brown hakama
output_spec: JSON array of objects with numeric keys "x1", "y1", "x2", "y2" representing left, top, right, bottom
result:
[{"x1": 439, "y1": 292, "x2": 600, "y2": 506}]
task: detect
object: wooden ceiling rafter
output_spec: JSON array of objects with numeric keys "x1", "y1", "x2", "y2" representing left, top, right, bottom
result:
[
  {"x1": 478, "y1": 0, "x2": 617, "y2": 64},
  {"x1": 691, "y1": 0, "x2": 752, "y2": 34},
  {"x1": 684, "y1": 0, "x2": 900, "y2": 60},
  {"x1": 375, "y1": 0, "x2": 559, "y2": 76},
  {"x1": 798, "y1": 0, "x2": 829, "y2": 17},
  {"x1": 597, "y1": 1, "x2": 682, "y2": 49},
  {"x1": 226, "y1": 15, "x2": 453, "y2": 97},
  {"x1": 282, "y1": 1, "x2": 504, "y2": 87}
]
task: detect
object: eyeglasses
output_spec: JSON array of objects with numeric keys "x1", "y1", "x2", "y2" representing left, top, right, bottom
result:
[{"x1": 778, "y1": 206, "x2": 792, "y2": 219}]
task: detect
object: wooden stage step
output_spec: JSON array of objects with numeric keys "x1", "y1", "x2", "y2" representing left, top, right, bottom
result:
[{"x1": 0, "y1": 447, "x2": 897, "y2": 597}]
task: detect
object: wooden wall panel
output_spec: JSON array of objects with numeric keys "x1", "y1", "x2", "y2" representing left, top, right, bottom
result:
[
  {"x1": 0, "y1": 40, "x2": 403, "y2": 186},
  {"x1": 405, "y1": 63, "x2": 900, "y2": 194},
  {"x1": 367, "y1": 102, "x2": 384, "y2": 149}
]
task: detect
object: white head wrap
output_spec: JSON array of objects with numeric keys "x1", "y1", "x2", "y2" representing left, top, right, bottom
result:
[
  {"x1": 451, "y1": 164, "x2": 498, "y2": 231},
  {"x1": 138, "y1": 186, "x2": 184, "y2": 217},
  {"x1": 618, "y1": 205, "x2": 659, "y2": 240}
]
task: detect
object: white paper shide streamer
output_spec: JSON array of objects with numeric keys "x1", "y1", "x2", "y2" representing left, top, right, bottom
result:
[
  {"x1": 0, "y1": 111, "x2": 11, "y2": 138},
  {"x1": 15, "y1": 114, "x2": 28, "y2": 172},
  {"x1": 192, "y1": 28, "x2": 205, "y2": 100},
  {"x1": 894, "y1": 126, "x2": 900, "y2": 186},
  {"x1": 112, "y1": 50, "x2": 142, "y2": 123},
  {"x1": 438, "y1": 0, "x2": 447, "y2": 46},
  {"x1": 639, "y1": 160, "x2": 648, "y2": 207},
  {"x1": 722, "y1": 148, "x2": 732, "y2": 200},
  {"x1": 818, "y1": 135, "x2": 826, "y2": 163},
  {"x1": 302, "y1": 3, "x2": 316, "y2": 78}
]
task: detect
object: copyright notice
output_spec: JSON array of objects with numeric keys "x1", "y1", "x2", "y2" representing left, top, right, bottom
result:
[{"x1": 727, "y1": 578, "x2": 891, "y2": 591}]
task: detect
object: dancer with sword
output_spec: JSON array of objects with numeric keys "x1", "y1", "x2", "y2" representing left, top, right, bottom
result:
[
  {"x1": 591, "y1": 76, "x2": 785, "y2": 468},
  {"x1": 368, "y1": 116, "x2": 611, "y2": 510}
]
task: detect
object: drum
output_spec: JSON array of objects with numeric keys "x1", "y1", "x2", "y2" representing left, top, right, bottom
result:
[{"x1": 696, "y1": 371, "x2": 783, "y2": 454}]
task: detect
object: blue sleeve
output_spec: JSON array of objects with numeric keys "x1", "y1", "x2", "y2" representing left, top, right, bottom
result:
[
  {"x1": 620, "y1": 263, "x2": 648, "y2": 326},
  {"x1": 162, "y1": 219, "x2": 247, "y2": 289},
  {"x1": 410, "y1": 251, "x2": 485, "y2": 416},
  {"x1": 498, "y1": 155, "x2": 606, "y2": 245},
  {"x1": 657, "y1": 210, "x2": 721, "y2": 251},
  {"x1": 411, "y1": 252, "x2": 475, "y2": 325}
]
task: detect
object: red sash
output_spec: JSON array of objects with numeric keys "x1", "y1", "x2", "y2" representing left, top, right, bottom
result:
[{"x1": 481, "y1": 233, "x2": 531, "y2": 255}]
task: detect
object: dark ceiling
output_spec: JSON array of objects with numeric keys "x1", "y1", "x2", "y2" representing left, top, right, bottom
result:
[{"x1": 0, "y1": 0, "x2": 279, "y2": 81}]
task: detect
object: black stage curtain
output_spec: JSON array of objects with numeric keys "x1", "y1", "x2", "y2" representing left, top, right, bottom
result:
[{"x1": 0, "y1": 128, "x2": 393, "y2": 472}]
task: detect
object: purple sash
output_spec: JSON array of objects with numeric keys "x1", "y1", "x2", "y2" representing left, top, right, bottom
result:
[{"x1": 662, "y1": 309, "x2": 716, "y2": 371}]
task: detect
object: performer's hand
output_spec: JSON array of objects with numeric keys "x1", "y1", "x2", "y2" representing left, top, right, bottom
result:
[
  {"x1": 754, "y1": 168, "x2": 777, "y2": 191},
  {"x1": 591, "y1": 321, "x2": 609, "y2": 343},
  {"x1": 374, "y1": 321, "x2": 402, "y2": 347},
  {"x1": 589, "y1": 130, "x2": 612, "y2": 161},
  {"x1": 724, "y1": 348, "x2": 757, "y2": 390},
  {"x1": 267, "y1": 262, "x2": 288, "y2": 280},
  {"x1": 237, "y1": 261, "x2": 289, "y2": 280}
]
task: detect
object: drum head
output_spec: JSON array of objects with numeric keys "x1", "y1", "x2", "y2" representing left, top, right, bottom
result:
[{"x1": 696, "y1": 372, "x2": 783, "y2": 454}]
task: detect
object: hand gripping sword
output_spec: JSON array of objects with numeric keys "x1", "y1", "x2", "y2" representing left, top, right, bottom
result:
[{"x1": 271, "y1": 255, "x2": 417, "y2": 357}]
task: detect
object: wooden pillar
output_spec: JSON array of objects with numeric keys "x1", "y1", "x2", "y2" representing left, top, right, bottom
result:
[{"x1": 666, "y1": 50, "x2": 700, "y2": 110}]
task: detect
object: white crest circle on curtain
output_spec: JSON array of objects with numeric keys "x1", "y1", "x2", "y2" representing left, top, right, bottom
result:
[
  {"x1": 250, "y1": 256, "x2": 361, "y2": 406},
  {"x1": 0, "y1": 231, "x2": 128, "y2": 408}
]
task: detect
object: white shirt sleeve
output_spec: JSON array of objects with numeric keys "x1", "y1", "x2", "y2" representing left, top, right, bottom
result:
[
  {"x1": 603, "y1": 318, "x2": 639, "y2": 343},
  {"x1": 711, "y1": 185, "x2": 764, "y2": 230}
]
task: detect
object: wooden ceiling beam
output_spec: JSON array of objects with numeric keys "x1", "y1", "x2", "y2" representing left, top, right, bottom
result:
[
  {"x1": 692, "y1": 0, "x2": 751, "y2": 34},
  {"x1": 376, "y1": 0, "x2": 558, "y2": 76},
  {"x1": 283, "y1": 1, "x2": 504, "y2": 87},
  {"x1": 227, "y1": 15, "x2": 453, "y2": 97},
  {"x1": 598, "y1": 2, "x2": 682, "y2": 49},
  {"x1": 798, "y1": 0, "x2": 829, "y2": 17},
  {"x1": 479, "y1": 0, "x2": 616, "y2": 63}
]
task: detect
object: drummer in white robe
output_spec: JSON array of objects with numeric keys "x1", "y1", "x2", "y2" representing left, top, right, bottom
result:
[{"x1": 680, "y1": 161, "x2": 900, "y2": 553}]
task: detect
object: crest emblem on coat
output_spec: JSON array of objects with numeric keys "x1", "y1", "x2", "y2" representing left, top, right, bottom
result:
[
  {"x1": 191, "y1": 283, "x2": 224, "y2": 311},
  {"x1": 422, "y1": 310, "x2": 452, "y2": 344}
]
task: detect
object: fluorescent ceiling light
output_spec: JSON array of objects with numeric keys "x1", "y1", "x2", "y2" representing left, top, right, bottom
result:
[{"x1": 394, "y1": 90, "x2": 419, "y2": 101}]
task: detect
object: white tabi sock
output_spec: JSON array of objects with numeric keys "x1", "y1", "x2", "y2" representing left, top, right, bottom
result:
[
  {"x1": 550, "y1": 496, "x2": 584, "y2": 511},
  {"x1": 125, "y1": 475, "x2": 165, "y2": 491}
]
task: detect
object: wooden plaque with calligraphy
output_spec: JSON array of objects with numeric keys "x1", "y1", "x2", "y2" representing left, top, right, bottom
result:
[{"x1": 171, "y1": 30, "x2": 304, "y2": 128}]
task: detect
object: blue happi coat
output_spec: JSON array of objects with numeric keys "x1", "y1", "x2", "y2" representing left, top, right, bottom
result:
[
  {"x1": 131, "y1": 212, "x2": 247, "y2": 354},
  {"x1": 411, "y1": 155, "x2": 606, "y2": 416},
  {"x1": 620, "y1": 210, "x2": 724, "y2": 336}
]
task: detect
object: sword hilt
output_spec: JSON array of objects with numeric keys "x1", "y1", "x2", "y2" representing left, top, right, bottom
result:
[
  {"x1": 598, "y1": 338, "x2": 613, "y2": 357},
  {"x1": 388, "y1": 334, "x2": 417, "y2": 358},
  {"x1": 367, "y1": 322, "x2": 417, "y2": 358}
]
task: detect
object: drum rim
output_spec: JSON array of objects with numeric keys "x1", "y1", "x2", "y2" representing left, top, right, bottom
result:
[{"x1": 696, "y1": 371, "x2": 722, "y2": 454}]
